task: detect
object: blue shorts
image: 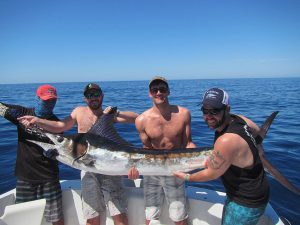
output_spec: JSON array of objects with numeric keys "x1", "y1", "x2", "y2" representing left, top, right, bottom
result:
[
  {"x1": 222, "y1": 197, "x2": 267, "y2": 225},
  {"x1": 15, "y1": 179, "x2": 63, "y2": 223},
  {"x1": 144, "y1": 176, "x2": 188, "y2": 222}
]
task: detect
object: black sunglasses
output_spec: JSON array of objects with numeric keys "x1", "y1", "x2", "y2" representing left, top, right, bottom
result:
[
  {"x1": 85, "y1": 91, "x2": 102, "y2": 99},
  {"x1": 150, "y1": 87, "x2": 168, "y2": 94},
  {"x1": 201, "y1": 107, "x2": 224, "y2": 116}
]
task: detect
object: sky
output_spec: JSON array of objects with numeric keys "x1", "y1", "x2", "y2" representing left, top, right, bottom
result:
[{"x1": 0, "y1": 0, "x2": 300, "y2": 84}]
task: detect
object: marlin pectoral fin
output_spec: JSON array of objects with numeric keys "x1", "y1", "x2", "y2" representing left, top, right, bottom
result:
[{"x1": 258, "y1": 111, "x2": 300, "y2": 195}]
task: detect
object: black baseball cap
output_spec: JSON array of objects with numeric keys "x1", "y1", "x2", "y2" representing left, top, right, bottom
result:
[
  {"x1": 202, "y1": 88, "x2": 229, "y2": 109},
  {"x1": 83, "y1": 83, "x2": 102, "y2": 96}
]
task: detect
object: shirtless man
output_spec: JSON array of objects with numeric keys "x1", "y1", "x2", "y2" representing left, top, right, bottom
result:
[
  {"x1": 174, "y1": 88, "x2": 270, "y2": 225},
  {"x1": 19, "y1": 83, "x2": 138, "y2": 225},
  {"x1": 132, "y1": 76, "x2": 196, "y2": 225}
]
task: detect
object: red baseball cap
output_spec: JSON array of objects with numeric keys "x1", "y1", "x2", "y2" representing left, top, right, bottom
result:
[{"x1": 36, "y1": 85, "x2": 57, "y2": 100}]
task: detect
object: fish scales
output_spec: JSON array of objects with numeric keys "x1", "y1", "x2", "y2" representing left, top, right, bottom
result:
[{"x1": 28, "y1": 132, "x2": 212, "y2": 176}]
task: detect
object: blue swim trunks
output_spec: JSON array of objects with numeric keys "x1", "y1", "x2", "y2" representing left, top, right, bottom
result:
[{"x1": 222, "y1": 197, "x2": 267, "y2": 225}]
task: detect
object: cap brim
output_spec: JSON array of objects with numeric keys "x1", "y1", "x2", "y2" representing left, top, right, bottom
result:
[
  {"x1": 39, "y1": 95, "x2": 57, "y2": 100},
  {"x1": 84, "y1": 88, "x2": 102, "y2": 96}
]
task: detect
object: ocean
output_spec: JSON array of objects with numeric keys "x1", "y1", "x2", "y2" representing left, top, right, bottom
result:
[{"x1": 0, "y1": 78, "x2": 299, "y2": 224}]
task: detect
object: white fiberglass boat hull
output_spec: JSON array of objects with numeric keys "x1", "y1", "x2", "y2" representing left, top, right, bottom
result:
[{"x1": 0, "y1": 179, "x2": 284, "y2": 225}]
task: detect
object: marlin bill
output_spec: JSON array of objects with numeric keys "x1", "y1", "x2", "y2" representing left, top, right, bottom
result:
[{"x1": 29, "y1": 132, "x2": 212, "y2": 176}]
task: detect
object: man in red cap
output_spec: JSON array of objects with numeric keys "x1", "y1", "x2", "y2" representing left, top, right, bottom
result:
[
  {"x1": 19, "y1": 82, "x2": 138, "y2": 225},
  {"x1": 36, "y1": 84, "x2": 58, "y2": 100},
  {"x1": 0, "y1": 84, "x2": 64, "y2": 225}
]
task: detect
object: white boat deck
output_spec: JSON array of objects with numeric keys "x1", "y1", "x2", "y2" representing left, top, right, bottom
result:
[{"x1": 0, "y1": 179, "x2": 284, "y2": 225}]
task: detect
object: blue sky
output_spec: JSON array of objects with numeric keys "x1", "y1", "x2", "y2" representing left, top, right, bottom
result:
[{"x1": 0, "y1": 0, "x2": 299, "y2": 84}]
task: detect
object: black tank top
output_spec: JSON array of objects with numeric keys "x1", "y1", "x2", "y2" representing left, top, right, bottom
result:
[{"x1": 215, "y1": 115, "x2": 269, "y2": 207}]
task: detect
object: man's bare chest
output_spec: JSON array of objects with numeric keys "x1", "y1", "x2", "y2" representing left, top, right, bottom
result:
[
  {"x1": 77, "y1": 113, "x2": 100, "y2": 133},
  {"x1": 146, "y1": 117, "x2": 184, "y2": 138}
]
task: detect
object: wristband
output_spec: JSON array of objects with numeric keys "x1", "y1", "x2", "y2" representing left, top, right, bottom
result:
[{"x1": 184, "y1": 174, "x2": 190, "y2": 182}]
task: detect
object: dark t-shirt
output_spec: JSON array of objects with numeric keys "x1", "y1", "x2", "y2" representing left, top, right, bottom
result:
[
  {"x1": 1, "y1": 102, "x2": 60, "y2": 183},
  {"x1": 215, "y1": 114, "x2": 270, "y2": 207}
]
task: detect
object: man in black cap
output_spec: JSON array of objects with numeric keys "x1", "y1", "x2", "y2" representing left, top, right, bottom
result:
[
  {"x1": 19, "y1": 83, "x2": 138, "y2": 225},
  {"x1": 173, "y1": 87, "x2": 270, "y2": 225}
]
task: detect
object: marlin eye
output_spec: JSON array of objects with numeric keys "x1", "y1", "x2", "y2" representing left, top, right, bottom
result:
[{"x1": 57, "y1": 136, "x2": 64, "y2": 143}]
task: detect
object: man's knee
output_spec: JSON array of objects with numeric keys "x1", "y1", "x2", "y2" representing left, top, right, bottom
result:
[
  {"x1": 145, "y1": 206, "x2": 160, "y2": 221},
  {"x1": 169, "y1": 201, "x2": 187, "y2": 222}
]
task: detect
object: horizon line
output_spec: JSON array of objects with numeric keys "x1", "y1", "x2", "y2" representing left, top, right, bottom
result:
[{"x1": 1, "y1": 75, "x2": 299, "y2": 85}]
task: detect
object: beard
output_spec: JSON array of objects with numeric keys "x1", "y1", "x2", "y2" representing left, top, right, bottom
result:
[
  {"x1": 88, "y1": 99, "x2": 102, "y2": 110},
  {"x1": 206, "y1": 118, "x2": 223, "y2": 129},
  {"x1": 205, "y1": 111, "x2": 226, "y2": 129}
]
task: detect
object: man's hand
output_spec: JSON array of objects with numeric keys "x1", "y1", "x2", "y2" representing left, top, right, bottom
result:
[
  {"x1": 103, "y1": 106, "x2": 118, "y2": 115},
  {"x1": 128, "y1": 167, "x2": 140, "y2": 180},
  {"x1": 18, "y1": 115, "x2": 39, "y2": 128},
  {"x1": 173, "y1": 171, "x2": 190, "y2": 181}
]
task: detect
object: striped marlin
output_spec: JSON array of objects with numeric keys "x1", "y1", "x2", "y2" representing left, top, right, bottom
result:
[
  {"x1": 28, "y1": 132, "x2": 212, "y2": 176},
  {"x1": 27, "y1": 112, "x2": 300, "y2": 195}
]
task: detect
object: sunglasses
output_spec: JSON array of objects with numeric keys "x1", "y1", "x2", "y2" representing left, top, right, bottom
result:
[
  {"x1": 150, "y1": 87, "x2": 168, "y2": 94},
  {"x1": 201, "y1": 107, "x2": 223, "y2": 116},
  {"x1": 85, "y1": 91, "x2": 102, "y2": 99}
]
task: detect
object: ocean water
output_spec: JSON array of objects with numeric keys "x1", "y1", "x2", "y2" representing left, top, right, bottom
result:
[{"x1": 0, "y1": 78, "x2": 299, "y2": 224}]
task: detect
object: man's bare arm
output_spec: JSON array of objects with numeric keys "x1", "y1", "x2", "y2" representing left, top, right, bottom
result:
[
  {"x1": 115, "y1": 111, "x2": 139, "y2": 124},
  {"x1": 174, "y1": 134, "x2": 236, "y2": 182},
  {"x1": 182, "y1": 110, "x2": 196, "y2": 148},
  {"x1": 18, "y1": 108, "x2": 79, "y2": 133},
  {"x1": 18, "y1": 115, "x2": 75, "y2": 133},
  {"x1": 135, "y1": 115, "x2": 152, "y2": 148}
]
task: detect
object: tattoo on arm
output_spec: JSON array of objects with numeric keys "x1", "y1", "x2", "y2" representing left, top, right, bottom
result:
[{"x1": 208, "y1": 150, "x2": 225, "y2": 169}]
